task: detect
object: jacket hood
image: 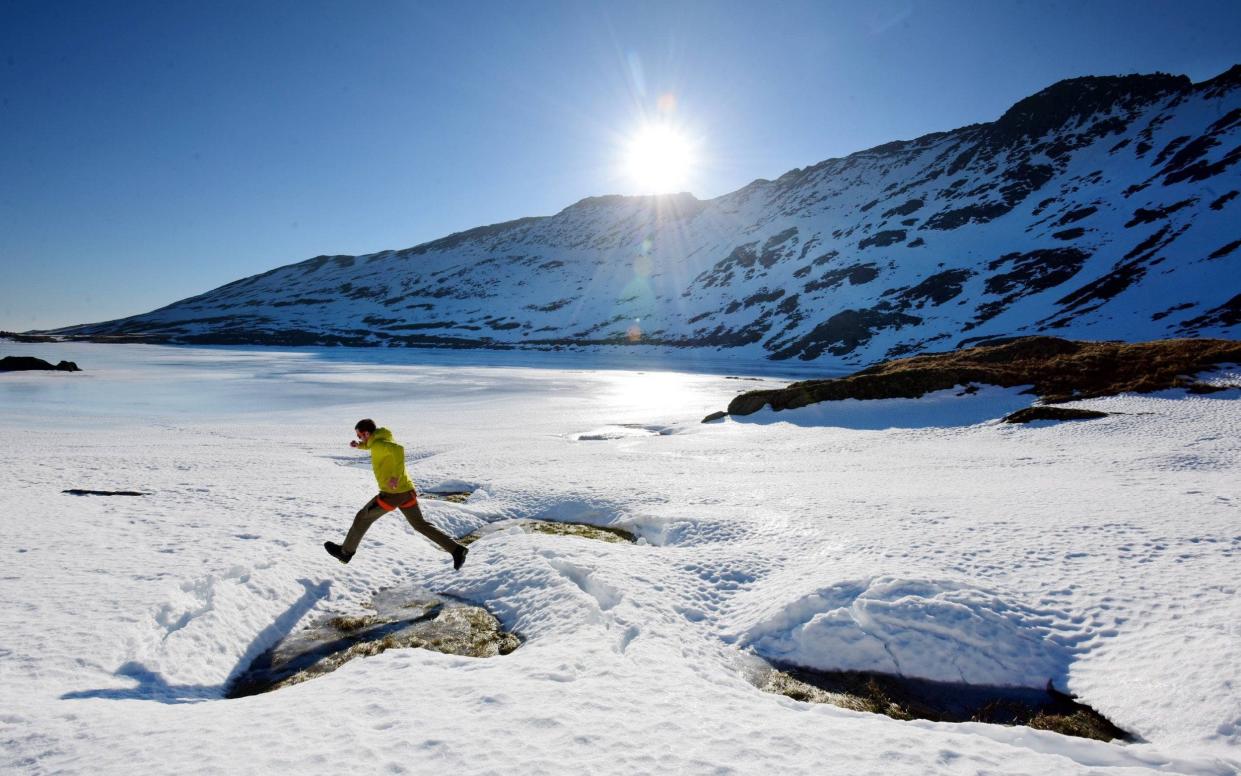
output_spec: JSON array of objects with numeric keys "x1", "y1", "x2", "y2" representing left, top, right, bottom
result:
[{"x1": 371, "y1": 428, "x2": 393, "y2": 442}]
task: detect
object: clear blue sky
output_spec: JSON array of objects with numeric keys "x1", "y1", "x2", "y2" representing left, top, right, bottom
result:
[{"x1": 2, "y1": 0, "x2": 1238, "y2": 331}]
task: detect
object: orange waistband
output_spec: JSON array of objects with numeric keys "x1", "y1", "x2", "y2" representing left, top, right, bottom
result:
[{"x1": 376, "y1": 494, "x2": 418, "y2": 511}]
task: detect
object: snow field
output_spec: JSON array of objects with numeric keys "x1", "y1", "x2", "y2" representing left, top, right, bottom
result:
[{"x1": 0, "y1": 343, "x2": 1238, "y2": 774}]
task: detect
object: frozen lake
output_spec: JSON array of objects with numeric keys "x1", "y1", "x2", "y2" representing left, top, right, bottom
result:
[{"x1": 1, "y1": 341, "x2": 1238, "y2": 775}]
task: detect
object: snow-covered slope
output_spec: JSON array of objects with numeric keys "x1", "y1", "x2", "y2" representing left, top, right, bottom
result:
[{"x1": 54, "y1": 67, "x2": 1241, "y2": 369}]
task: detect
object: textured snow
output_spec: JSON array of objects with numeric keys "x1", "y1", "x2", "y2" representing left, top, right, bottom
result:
[{"x1": 1, "y1": 341, "x2": 1239, "y2": 775}]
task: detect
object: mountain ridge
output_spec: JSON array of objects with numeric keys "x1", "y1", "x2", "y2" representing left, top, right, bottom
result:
[{"x1": 46, "y1": 67, "x2": 1241, "y2": 369}]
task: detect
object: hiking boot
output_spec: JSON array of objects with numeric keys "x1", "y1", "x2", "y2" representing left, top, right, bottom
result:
[
  {"x1": 452, "y1": 545, "x2": 468, "y2": 571},
  {"x1": 324, "y1": 541, "x2": 354, "y2": 564}
]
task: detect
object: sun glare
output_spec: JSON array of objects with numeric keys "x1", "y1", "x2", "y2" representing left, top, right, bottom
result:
[{"x1": 623, "y1": 123, "x2": 696, "y2": 194}]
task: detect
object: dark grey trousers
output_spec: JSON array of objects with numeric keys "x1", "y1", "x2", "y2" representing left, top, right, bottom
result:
[{"x1": 341, "y1": 490, "x2": 461, "y2": 556}]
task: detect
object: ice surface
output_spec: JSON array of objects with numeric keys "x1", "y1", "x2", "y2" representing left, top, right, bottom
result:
[{"x1": 1, "y1": 341, "x2": 1239, "y2": 774}]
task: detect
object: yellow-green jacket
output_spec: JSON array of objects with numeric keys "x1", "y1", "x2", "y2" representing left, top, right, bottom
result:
[{"x1": 357, "y1": 427, "x2": 415, "y2": 493}]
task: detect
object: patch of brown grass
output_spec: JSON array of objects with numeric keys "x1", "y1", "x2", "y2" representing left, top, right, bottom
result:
[{"x1": 728, "y1": 337, "x2": 1241, "y2": 415}]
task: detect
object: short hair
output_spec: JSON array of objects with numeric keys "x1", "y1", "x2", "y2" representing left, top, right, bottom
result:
[{"x1": 354, "y1": 418, "x2": 377, "y2": 433}]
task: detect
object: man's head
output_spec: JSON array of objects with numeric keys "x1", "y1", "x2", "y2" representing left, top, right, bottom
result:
[{"x1": 354, "y1": 418, "x2": 377, "y2": 442}]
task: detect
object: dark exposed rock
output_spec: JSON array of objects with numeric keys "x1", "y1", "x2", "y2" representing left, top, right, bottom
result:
[
  {"x1": 460, "y1": 519, "x2": 636, "y2": 546},
  {"x1": 419, "y1": 490, "x2": 473, "y2": 504},
  {"x1": 892, "y1": 269, "x2": 975, "y2": 308},
  {"x1": 1179, "y1": 293, "x2": 1241, "y2": 331},
  {"x1": 1150, "y1": 302, "x2": 1196, "y2": 322},
  {"x1": 988, "y1": 73, "x2": 1187, "y2": 147},
  {"x1": 776, "y1": 294, "x2": 801, "y2": 316},
  {"x1": 769, "y1": 308, "x2": 922, "y2": 361},
  {"x1": 881, "y1": 198, "x2": 924, "y2": 218},
  {"x1": 1002, "y1": 406, "x2": 1109, "y2": 423},
  {"x1": 1207, "y1": 239, "x2": 1241, "y2": 260},
  {"x1": 694, "y1": 242, "x2": 759, "y2": 288},
  {"x1": 972, "y1": 248, "x2": 1091, "y2": 326},
  {"x1": 226, "y1": 587, "x2": 520, "y2": 698},
  {"x1": 759, "y1": 227, "x2": 799, "y2": 268},
  {"x1": 1162, "y1": 140, "x2": 1241, "y2": 186},
  {"x1": 1049, "y1": 227, "x2": 1184, "y2": 323},
  {"x1": 1153, "y1": 135, "x2": 1192, "y2": 166},
  {"x1": 803, "y1": 263, "x2": 880, "y2": 294},
  {"x1": 272, "y1": 297, "x2": 335, "y2": 307},
  {"x1": 701, "y1": 410, "x2": 728, "y2": 423},
  {"x1": 923, "y1": 202, "x2": 1012, "y2": 231},
  {"x1": 1124, "y1": 198, "x2": 1197, "y2": 227},
  {"x1": 758, "y1": 664, "x2": 1132, "y2": 742},
  {"x1": 1056, "y1": 206, "x2": 1098, "y2": 226},
  {"x1": 858, "y1": 230, "x2": 907, "y2": 249},
  {"x1": 744, "y1": 288, "x2": 785, "y2": 308},
  {"x1": 0, "y1": 356, "x2": 81, "y2": 372},
  {"x1": 1210, "y1": 190, "x2": 1239, "y2": 210},
  {"x1": 485, "y1": 319, "x2": 522, "y2": 331},
  {"x1": 63, "y1": 489, "x2": 147, "y2": 496}
]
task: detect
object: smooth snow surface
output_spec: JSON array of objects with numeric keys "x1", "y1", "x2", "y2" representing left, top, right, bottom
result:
[{"x1": 1, "y1": 342, "x2": 1239, "y2": 775}]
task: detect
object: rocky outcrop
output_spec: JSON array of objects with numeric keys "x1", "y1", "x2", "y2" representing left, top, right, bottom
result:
[
  {"x1": 226, "y1": 587, "x2": 519, "y2": 698},
  {"x1": 757, "y1": 663, "x2": 1132, "y2": 742},
  {"x1": 1001, "y1": 406, "x2": 1109, "y2": 424},
  {"x1": 0, "y1": 356, "x2": 80, "y2": 372},
  {"x1": 724, "y1": 336, "x2": 1241, "y2": 416}
]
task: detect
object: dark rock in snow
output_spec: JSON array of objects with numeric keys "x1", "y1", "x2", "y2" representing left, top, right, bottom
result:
[
  {"x1": 1180, "y1": 293, "x2": 1241, "y2": 331},
  {"x1": 0, "y1": 356, "x2": 81, "y2": 372},
  {"x1": 226, "y1": 586, "x2": 520, "y2": 698},
  {"x1": 858, "y1": 230, "x2": 907, "y2": 249},
  {"x1": 63, "y1": 489, "x2": 147, "y2": 496},
  {"x1": 460, "y1": 518, "x2": 637, "y2": 546},
  {"x1": 757, "y1": 663, "x2": 1133, "y2": 742},
  {"x1": 1002, "y1": 406, "x2": 1109, "y2": 423}
]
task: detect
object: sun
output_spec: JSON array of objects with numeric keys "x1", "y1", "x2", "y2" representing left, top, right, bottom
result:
[{"x1": 623, "y1": 123, "x2": 696, "y2": 194}]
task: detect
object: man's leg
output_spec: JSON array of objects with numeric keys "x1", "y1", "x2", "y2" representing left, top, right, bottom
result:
[
  {"x1": 399, "y1": 501, "x2": 462, "y2": 555},
  {"x1": 341, "y1": 496, "x2": 391, "y2": 556}
]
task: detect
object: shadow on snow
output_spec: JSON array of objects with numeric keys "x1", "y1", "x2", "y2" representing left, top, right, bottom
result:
[{"x1": 61, "y1": 578, "x2": 332, "y2": 704}]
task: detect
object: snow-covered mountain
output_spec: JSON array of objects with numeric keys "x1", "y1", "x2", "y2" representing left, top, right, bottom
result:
[{"x1": 54, "y1": 67, "x2": 1241, "y2": 368}]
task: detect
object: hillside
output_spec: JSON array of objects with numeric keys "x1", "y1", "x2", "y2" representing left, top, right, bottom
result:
[{"x1": 49, "y1": 66, "x2": 1241, "y2": 369}]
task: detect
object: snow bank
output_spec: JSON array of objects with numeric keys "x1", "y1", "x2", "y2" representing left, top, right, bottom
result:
[
  {"x1": 730, "y1": 384, "x2": 1037, "y2": 429},
  {"x1": 745, "y1": 577, "x2": 1076, "y2": 688}
]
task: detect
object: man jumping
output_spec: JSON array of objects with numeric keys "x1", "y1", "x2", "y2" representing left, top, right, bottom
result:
[{"x1": 325, "y1": 419, "x2": 468, "y2": 570}]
